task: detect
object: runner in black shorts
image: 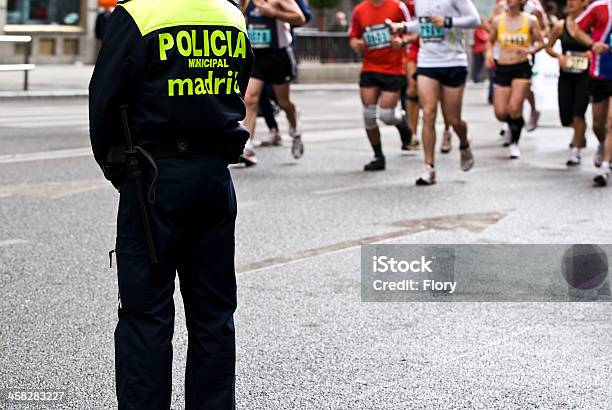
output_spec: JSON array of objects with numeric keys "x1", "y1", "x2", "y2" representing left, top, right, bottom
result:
[
  {"x1": 486, "y1": 0, "x2": 544, "y2": 159},
  {"x1": 388, "y1": 0, "x2": 480, "y2": 185},
  {"x1": 546, "y1": 0, "x2": 590, "y2": 166},
  {"x1": 349, "y1": 0, "x2": 411, "y2": 171},
  {"x1": 241, "y1": 0, "x2": 306, "y2": 166}
]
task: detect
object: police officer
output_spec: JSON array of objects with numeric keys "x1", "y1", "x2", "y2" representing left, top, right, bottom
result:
[{"x1": 88, "y1": 0, "x2": 253, "y2": 408}]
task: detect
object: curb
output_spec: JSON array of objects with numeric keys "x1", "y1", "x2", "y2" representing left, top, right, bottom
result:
[
  {"x1": 0, "y1": 89, "x2": 89, "y2": 100},
  {"x1": 0, "y1": 84, "x2": 359, "y2": 100}
]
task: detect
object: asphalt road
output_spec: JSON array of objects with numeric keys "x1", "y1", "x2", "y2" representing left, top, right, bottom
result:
[{"x1": 1, "y1": 86, "x2": 611, "y2": 409}]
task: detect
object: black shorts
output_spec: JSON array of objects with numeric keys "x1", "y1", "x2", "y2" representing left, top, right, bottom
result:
[
  {"x1": 493, "y1": 61, "x2": 532, "y2": 87},
  {"x1": 359, "y1": 72, "x2": 406, "y2": 92},
  {"x1": 415, "y1": 66, "x2": 467, "y2": 88},
  {"x1": 251, "y1": 48, "x2": 297, "y2": 84},
  {"x1": 558, "y1": 73, "x2": 590, "y2": 126},
  {"x1": 589, "y1": 78, "x2": 612, "y2": 104}
]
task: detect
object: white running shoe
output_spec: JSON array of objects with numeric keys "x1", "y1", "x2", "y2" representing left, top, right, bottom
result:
[
  {"x1": 291, "y1": 136, "x2": 304, "y2": 159},
  {"x1": 566, "y1": 147, "x2": 581, "y2": 166},
  {"x1": 441, "y1": 129, "x2": 452, "y2": 153},
  {"x1": 594, "y1": 143, "x2": 604, "y2": 168},
  {"x1": 289, "y1": 108, "x2": 303, "y2": 159},
  {"x1": 240, "y1": 147, "x2": 258, "y2": 167},
  {"x1": 416, "y1": 165, "x2": 436, "y2": 186},
  {"x1": 460, "y1": 145, "x2": 474, "y2": 171},
  {"x1": 526, "y1": 110, "x2": 540, "y2": 132},
  {"x1": 260, "y1": 130, "x2": 282, "y2": 147},
  {"x1": 509, "y1": 143, "x2": 521, "y2": 159}
]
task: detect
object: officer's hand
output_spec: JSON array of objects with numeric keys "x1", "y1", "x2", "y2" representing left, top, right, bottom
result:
[{"x1": 430, "y1": 14, "x2": 445, "y2": 28}]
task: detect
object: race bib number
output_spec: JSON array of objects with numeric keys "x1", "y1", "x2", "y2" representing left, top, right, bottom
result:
[
  {"x1": 501, "y1": 33, "x2": 529, "y2": 47},
  {"x1": 363, "y1": 24, "x2": 392, "y2": 50},
  {"x1": 562, "y1": 51, "x2": 589, "y2": 73},
  {"x1": 419, "y1": 17, "x2": 444, "y2": 43},
  {"x1": 248, "y1": 25, "x2": 272, "y2": 48}
]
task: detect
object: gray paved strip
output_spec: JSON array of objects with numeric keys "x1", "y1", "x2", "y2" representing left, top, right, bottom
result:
[{"x1": 237, "y1": 211, "x2": 507, "y2": 274}]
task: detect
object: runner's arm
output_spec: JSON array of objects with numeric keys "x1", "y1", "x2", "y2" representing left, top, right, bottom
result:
[
  {"x1": 573, "y1": 9, "x2": 609, "y2": 54},
  {"x1": 529, "y1": 15, "x2": 546, "y2": 54},
  {"x1": 403, "y1": 19, "x2": 420, "y2": 34},
  {"x1": 258, "y1": 0, "x2": 305, "y2": 26},
  {"x1": 348, "y1": 10, "x2": 365, "y2": 54},
  {"x1": 545, "y1": 20, "x2": 564, "y2": 59},
  {"x1": 293, "y1": 0, "x2": 312, "y2": 24},
  {"x1": 449, "y1": 0, "x2": 480, "y2": 29},
  {"x1": 484, "y1": 16, "x2": 498, "y2": 66},
  {"x1": 532, "y1": 9, "x2": 548, "y2": 36}
]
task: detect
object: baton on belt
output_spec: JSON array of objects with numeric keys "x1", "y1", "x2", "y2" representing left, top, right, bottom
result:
[{"x1": 119, "y1": 105, "x2": 158, "y2": 265}]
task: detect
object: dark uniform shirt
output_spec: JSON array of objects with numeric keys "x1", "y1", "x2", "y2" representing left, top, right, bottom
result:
[{"x1": 89, "y1": 0, "x2": 254, "y2": 173}]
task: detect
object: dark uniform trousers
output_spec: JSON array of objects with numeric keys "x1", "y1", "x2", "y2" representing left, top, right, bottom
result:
[{"x1": 114, "y1": 155, "x2": 237, "y2": 410}]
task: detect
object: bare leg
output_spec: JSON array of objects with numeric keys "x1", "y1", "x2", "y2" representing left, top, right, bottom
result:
[
  {"x1": 592, "y1": 99, "x2": 609, "y2": 144},
  {"x1": 605, "y1": 100, "x2": 612, "y2": 163},
  {"x1": 406, "y1": 61, "x2": 419, "y2": 137},
  {"x1": 417, "y1": 75, "x2": 441, "y2": 166},
  {"x1": 493, "y1": 85, "x2": 511, "y2": 122},
  {"x1": 572, "y1": 116, "x2": 587, "y2": 148},
  {"x1": 244, "y1": 77, "x2": 266, "y2": 141},
  {"x1": 506, "y1": 80, "x2": 531, "y2": 145},
  {"x1": 440, "y1": 84, "x2": 467, "y2": 146},
  {"x1": 272, "y1": 82, "x2": 297, "y2": 131}
]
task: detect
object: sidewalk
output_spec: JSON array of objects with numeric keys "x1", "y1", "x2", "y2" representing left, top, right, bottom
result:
[
  {"x1": 0, "y1": 64, "x2": 93, "y2": 98},
  {"x1": 0, "y1": 63, "x2": 367, "y2": 99}
]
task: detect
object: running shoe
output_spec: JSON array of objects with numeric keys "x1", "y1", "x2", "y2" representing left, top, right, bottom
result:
[
  {"x1": 364, "y1": 156, "x2": 385, "y2": 171},
  {"x1": 291, "y1": 136, "x2": 304, "y2": 159},
  {"x1": 508, "y1": 143, "x2": 521, "y2": 159},
  {"x1": 566, "y1": 147, "x2": 581, "y2": 166},
  {"x1": 404, "y1": 138, "x2": 420, "y2": 151},
  {"x1": 460, "y1": 145, "x2": 474, "y2": 171},
  {"x1": 260, "y1": 130, "x2": 282, "y2": 147},
  {"x1": 240, "y1": 147, "x2": 258, "y2": 167},
  {"x1": 416, "y1": 164, "x2": 436, "y2": 186},
  {"x1": 441, "y1": 129, "x2": 452, "y2": 153},
  {"x1": 526, "y1": 110, "x2": 540, "y2": 132},
  {"x1": 594, "y1": 166, "x2": 610, "y2": 187},
  {"x1": 594, "y1": 143, "x2": 604, "y2": 168}
]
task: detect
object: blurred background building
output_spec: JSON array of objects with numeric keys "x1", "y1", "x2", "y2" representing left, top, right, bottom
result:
[
  {"x1": 0, "y1": 0, "x2": 106, "y2": 64},
  {"x1": 0, "y1": 0, "x2": 562, "y2": 65}
]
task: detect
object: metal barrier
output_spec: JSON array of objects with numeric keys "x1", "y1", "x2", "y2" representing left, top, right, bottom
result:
[
  {"x1": 0, "y1": 35, "x2": 35, "y2": 91},
  {"x1": 293, "y1": 30, "x2": 360, "y2": 64}
]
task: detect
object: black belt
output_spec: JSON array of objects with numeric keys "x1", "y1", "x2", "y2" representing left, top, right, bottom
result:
[{"x1": 141, "y1": 138, "x2": 216, "y2": 159}]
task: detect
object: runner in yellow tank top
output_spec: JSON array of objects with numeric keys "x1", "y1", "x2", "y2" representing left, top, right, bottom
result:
[
  {"x1": 498, "y1": 12, "x2": 532, "y2": 51},
  {"x1": 486, "y1": 0, "x2": 544, "y2": 159}
]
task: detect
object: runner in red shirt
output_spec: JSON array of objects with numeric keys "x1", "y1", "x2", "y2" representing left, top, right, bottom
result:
[
  {"x1": 403, "y1": 0, "x2": 421, "y2": 150},
  {"x1": 349, "y1": 0, "x2": 411, "y2": 171},
  {"x1": 575, "y1": 0, "x2": 612, "y2": 186}
]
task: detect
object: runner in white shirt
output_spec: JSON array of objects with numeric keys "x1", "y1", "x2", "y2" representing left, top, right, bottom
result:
[
  {"x1": 524, "y1": 0, "x2": 549, "y2": 131},
  {"x1": 389, "y1": 0, "x2": 480, "y2": 185}
]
